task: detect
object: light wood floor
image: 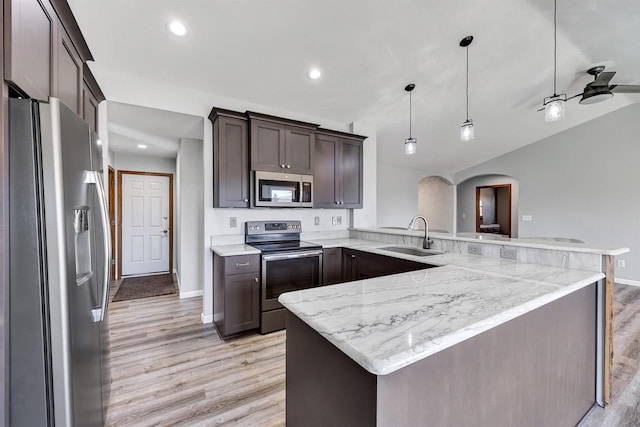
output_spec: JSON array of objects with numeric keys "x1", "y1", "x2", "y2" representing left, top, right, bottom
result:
[{"x1": 106, "y1": 281, "x2": 640, "y2": 426}]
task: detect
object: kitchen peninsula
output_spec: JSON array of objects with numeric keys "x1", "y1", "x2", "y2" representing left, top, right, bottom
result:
[{"x1": 275, "y1": 230, "x2": 628, "y2": 427}]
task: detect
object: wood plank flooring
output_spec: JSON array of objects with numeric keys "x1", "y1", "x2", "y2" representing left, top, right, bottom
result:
[{"x1": 105, "y1": 281, "x2": 640, "y2": 426}]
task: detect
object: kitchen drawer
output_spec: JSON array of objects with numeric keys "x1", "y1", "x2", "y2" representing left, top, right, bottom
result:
[{"x1": 224, "y1": 254, "x2": 260, "y2": 275}]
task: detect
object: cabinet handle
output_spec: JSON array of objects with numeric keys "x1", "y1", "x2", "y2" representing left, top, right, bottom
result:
[
  {"x1": 244, "y1": 198, "x2": 249, "y2": 203},
  {"x1": 281, "y1": 164, "x2": 286, "y2": 168},
  {"x1": 286, "y1": 164, "x2": 291, "y2": 169},
  {"x1": 236, "y1": 262, "x2": 250, "y2": 268},
  {"x1": 351, "y1": 255, "x2": 356, "y2": 259},
  {"x1": 254, "y1": 277, "x2": 259, "y2": 283}
]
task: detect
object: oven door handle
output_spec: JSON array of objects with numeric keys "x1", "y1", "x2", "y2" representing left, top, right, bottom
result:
[{"x1": 262, "y1": 250, "x2": 323, "y2": 261}]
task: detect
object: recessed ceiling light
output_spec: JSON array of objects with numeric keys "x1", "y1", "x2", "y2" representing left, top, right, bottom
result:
[
  {"x1": 167, "y1": 20, "x2": 188, "y2": 37},
  {"x1": 137, "y1": 144, "x2": 148, "y2": 149},
  {"x1": 307, "y1": 68, "x2": 322, "y2": 80}
]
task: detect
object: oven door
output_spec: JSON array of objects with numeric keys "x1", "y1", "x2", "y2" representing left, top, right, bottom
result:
[{"x1": 261, "y1": 250, "x2": 323, "y2": 311}]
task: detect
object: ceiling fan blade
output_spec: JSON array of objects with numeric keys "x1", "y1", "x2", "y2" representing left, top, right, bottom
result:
[
  {"x1": 591, "y1": 71, "x2": 616, "y2": 87},
  {"x1": 611, "y1": 84, "x2": 640, "y2": 93}
]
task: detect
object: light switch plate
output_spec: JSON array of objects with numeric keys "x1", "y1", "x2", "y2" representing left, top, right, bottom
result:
[
  {"x1": 230, "y1": 217, "x2": 237, "y2": 228},
  {"x1": 331, "y1": 217, "x2": 338, "y2": 226},
  {"x1": 337, "y1": 216, "x2": 342, "y2": 225},
  {"x1": 314, "y1": 216, "x2": 320, "y2": 225},
  {"x1": 618, "y1": 259, "x2": 626, "y2": 268},
  {"x1": 522, "y1": 215, "x2": 533, "y2": 222}
]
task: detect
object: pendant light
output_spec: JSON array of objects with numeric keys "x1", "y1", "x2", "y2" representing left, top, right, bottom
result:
[
  {"x1": 543, "y1": 0, "x2": 567, "y2": 121},
  {"x1": 404, "y1": 83, "x2": 417, "y2": 155},
  {"x1": 460, "y1": 35, "x2": 474, "y2": 141}
]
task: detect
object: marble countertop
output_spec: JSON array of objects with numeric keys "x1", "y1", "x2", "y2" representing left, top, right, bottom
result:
[
  {"x1": 279, "y1": 262, "x2": 604, "y2": 376},
  {"x1": 210, "y1": 244, "x2": 260, "y2": 256},
  {"x1": 352, "y1": 227, "x2": 629, "y2": 256}
]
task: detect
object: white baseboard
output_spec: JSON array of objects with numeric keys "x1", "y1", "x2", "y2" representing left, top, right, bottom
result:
[
  {"x1": 201, "y1": 313, "x2": 213, "y2": 324},
  {"x1": 616, "y1": 278, "x2": 640, "y2": 287},
  {"x1": 179, "y1": 290, "x2": 203, "y2": 299}
]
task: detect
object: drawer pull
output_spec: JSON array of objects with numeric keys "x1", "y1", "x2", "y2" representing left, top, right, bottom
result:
[
  {"x1": 236, "y1": 262, "x2": 250, "y2": 268},
  {"x1": 254, "y1": 277, "x2": 259, "y2": 283}
]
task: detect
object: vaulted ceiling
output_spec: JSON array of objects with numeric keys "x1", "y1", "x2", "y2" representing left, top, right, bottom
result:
[{"x1": 68, "y1": 0, "x2": 640, "y2": 173}]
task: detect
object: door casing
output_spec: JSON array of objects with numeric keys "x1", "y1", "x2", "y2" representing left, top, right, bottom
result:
[{"x1": 117, "y1": 170, "x2": 173, "y2": 279}]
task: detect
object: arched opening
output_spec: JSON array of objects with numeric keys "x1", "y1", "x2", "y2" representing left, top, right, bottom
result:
[
  {"x1": 417, "y1": 176, "x2": 455, "y2": 233},
  {"x1": 457, "y1": 174, "x2": 519, "y2": 237}
]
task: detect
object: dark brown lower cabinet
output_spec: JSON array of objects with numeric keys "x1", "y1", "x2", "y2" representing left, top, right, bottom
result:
[
  {"x1": 322, "y1": 247, "x2": 343, "y2": 286},
  {"x1": 213, "y1": 253, "x2": 260, "y2": 338},
  {"x1": 342, "y1": 249, "x2": 431, "y2": 282}
]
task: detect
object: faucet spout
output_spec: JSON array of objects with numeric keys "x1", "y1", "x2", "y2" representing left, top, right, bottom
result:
[{"x1": 408, "y1": 215, "x2": 432, "y2": 249}]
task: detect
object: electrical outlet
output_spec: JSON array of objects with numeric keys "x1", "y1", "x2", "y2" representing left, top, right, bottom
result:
[
  {"x1": 314, "y1": 216, "x2": 320, "y2": 225},
  {"x1": 229, "y1": 217, "x2": 237, "y2": 228},
  {"x1": 522, "y1": 215, "x2": 533, "y2": 222},
  {"x1": 331, "y1": 217, "x2": 338, "y2": 226},
  {"x1": 462, "y1": 213, "x2": 466, "y2": 219},
  {"x1": 337, "y1": 216, "x2": 342, "y2": 225},
  {"x1": 468, "y1": 245, "x2": 482, "y2": 255},
  {"x1": 501, "y1": 247, "x2": 518, "y2": 260},
  {"x1": 618, "y1": 259, "x2": 626, "y2": 268}
]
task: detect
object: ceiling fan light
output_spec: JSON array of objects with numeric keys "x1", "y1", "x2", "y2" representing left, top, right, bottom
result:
[
  {"x1": 544, "y1": 97, "x2": 566, "y2": 121},
  {"x1": 460, "y1": 119, "x2": 474, "y2": 141},
  {"x1": 405, "y1": 137, "x2": 417, "y2": 155}
]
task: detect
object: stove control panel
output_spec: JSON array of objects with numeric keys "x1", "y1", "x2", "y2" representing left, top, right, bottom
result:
[{"x1": 245, "y1": 220, "x2": 302, "y2": 236}]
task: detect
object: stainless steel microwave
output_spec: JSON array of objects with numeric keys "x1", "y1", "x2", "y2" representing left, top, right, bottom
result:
[{"x1": 254, "y1": 171, "x2": 313, "y2": 208}]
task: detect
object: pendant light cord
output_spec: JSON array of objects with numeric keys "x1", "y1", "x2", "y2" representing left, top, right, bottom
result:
[
  {"x1": 409, "y1": 90, "x2": 412, "y2": 138},
  {"x1": 466, "y1": 45, "x2": 469, "y2": 121},
  {"x1": 553, "y1": 0, "x2": 557, "y2": 96}
]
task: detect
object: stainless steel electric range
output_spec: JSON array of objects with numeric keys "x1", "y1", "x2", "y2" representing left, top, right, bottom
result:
[{"x1": 245, "y1": 220, "x2": 323, "y2": 333}]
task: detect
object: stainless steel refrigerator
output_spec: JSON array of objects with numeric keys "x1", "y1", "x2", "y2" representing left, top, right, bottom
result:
[{"x1": 8, "y1": 97, "x2": 111, "y2": 426}]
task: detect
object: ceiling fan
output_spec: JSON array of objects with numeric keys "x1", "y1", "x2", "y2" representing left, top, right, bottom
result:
[{"x1": 569, "y1": 65, "x2": 640, "y2": 104}]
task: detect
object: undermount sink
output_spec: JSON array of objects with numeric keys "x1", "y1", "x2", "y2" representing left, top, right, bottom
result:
[{"x1": 379, "y1": 246, "x2": 444, "y2": 257}]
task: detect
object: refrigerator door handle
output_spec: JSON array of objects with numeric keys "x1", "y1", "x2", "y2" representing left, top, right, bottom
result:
[{"x1": 86, "y1": 171, "x2": 111, "y2": 323}]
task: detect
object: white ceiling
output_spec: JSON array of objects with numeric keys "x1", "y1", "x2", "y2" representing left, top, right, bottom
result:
[
  {"x1": 107, "y1": 101, "x2": 203, "y2": 158},
  {"x1": 69, "y1": 0, "x2": 640, "y2": 172}
]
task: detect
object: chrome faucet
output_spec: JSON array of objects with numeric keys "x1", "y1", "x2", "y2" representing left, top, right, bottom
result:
[{"x1": 408, "y1": 215, "x2": 433, "y2": 249}]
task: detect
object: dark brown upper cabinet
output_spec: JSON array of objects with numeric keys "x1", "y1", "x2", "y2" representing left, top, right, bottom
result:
[
  {"x1": 314, "y1": 129, "x2": 366, "y2": 209},
  {"x1": 209, "y1": 108, "x2": 250, "y2": 208},
  {"x1": 57, "y1": 26, "x2": 82, "y2": 114},
  {"x1": 4, "y1": 0, "x2": 57, "y2": 101},
  {"x1": 248, "y1": 112, "x2": 318, "y2": 175},
  {"x1": 81, "y1": 64, "x2": 105, "y2": 133},
  {"x1": 4, "y1": 0, "x2": 94, "y2": 102}
]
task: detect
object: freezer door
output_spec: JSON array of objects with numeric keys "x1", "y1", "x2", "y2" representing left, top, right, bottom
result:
[{"x1": 39, "y1": 98, "x2": 105, "y2": 427}]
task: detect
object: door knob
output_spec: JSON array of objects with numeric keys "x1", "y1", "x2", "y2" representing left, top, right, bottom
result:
[{"x1": 163, "y1": 229, "x2": 168, "y2": 234}]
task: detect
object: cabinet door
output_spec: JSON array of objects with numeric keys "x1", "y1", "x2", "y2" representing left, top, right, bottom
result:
[
  {"x1": 4, "y1": 0, "x2": 56, "y2": 101},
  {"x1": 82, "y1": 82, "x2": 99, "y2": 132},
  {"x1": 285, "y1": 126, "x2": 314, "y2": 174},
  {"x1": 224, "y1": 273, "x2": 260, "y2": 336},
  {"x1": 314, "y1": 133, "x2": 339, "y2": 208},
  {"x1": 215, "y1": 116, "x2": 249, "y2": 207},
  {"x1": 322, "y1": 247, "x2": 343, "y2": 286},
  {"x1": 340, "y1": 139, "x2": 363, "y2": 208},
  {"x1": 342, "y1": 249, "x2": 356, "y2": 283},
  {"x1": 250, "y1": 120, "x2": 285, "y2": 172},
  {"x1": 56, "y1": 26, "x2": 83, "y2": 114}
]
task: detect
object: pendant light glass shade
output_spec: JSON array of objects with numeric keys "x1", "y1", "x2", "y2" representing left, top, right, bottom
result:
[
  {"x1": 404, "y1": 84, "x2": 416, "y2": 155},
  {"x1": 460, "y1": 36, "x2": 474, "y2": 141},
  {"x1": 544, "y1": 95, "x2": 566, "y2": 121},
  {"x1": 460, "y1": 119, "x2": 474, "y2": 141},
  {"x1": 405, "y1": 137, "x2": 417, "y2": 155}
]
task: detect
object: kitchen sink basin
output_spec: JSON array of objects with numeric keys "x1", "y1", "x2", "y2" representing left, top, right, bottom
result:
[{"x1": 379, "y1": 246, "x2": 444, "y2": 257}]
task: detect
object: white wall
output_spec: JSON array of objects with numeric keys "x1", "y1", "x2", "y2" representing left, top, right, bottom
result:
[
  {"x1": 455, "y1": 103, "x2": 640, "y2": 282},
  {"x1": 176, "y1": 138, "x2": 204, "y2": 298},
  {"x1": 377, "y1": 164, "x2": 453, "y2": 227},
  {"x1": 418, "y1": 176, "x2": 454, "y2": 233}
]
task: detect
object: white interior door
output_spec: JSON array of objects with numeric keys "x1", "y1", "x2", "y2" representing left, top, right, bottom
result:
[{"x1": 121, "y1": 173, "x2": 170, "y2": 276}]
